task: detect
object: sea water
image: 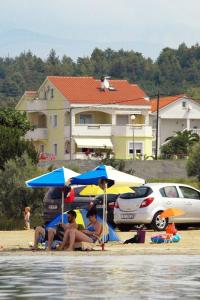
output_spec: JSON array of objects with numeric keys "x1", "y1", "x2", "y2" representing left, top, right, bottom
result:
[{"x1": 0, "y1": 255, "x2": 199, "y2": 299}]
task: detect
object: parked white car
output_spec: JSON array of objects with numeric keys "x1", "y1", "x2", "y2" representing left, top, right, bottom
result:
[{"x1": 114, "y1": 183, "x2": 200, "y2": 231}]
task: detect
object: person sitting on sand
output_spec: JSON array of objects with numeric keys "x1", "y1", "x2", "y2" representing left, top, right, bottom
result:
[
  {"x1": 62, "y1": 209, "x2": 102, "y2": 251},
  {"x1": 32, "y1": 210, "x2": 77, "y2": 250}
]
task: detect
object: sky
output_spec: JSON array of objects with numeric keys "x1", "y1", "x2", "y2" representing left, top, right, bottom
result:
[{"x1": 0, "y1": 0, "x2": 200, "y2": 60}]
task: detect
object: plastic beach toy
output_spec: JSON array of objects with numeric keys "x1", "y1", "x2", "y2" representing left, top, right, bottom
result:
[{"x1": 151, "y1": 234, "x2": 181, "y2": 244}]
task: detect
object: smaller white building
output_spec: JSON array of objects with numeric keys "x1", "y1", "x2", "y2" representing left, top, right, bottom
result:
[{"x1": 150, "y1": 94, "x2": 200, "y2": 154}]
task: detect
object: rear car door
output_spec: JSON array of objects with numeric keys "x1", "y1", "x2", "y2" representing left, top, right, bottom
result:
[
  {"x1": 159, "y1": 185, "x2": 188, "y2": 222},
  {"x1": 178, "y1": 186, "x2": 200, "y2": 222},
  {"x1": 117, "y1": 187, "x2": 153, "y2": 212}
]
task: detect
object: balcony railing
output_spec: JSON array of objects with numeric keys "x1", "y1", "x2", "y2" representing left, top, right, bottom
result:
[
  {"x1": 72, "y1": 124, "x2": 112, "y2": 136},
  {"x1": 25, "y1": 128, "x2": 48, "y2": 140},
  {"x1": 27, "y1": 100, "x2": 47, "y2": 111},
  {"x1": 189, "y1": 128, "x2": 200, "y2": 136},
  {"x1": 112, "y1": 124, "x2": 152, "y2": 137},
  {"x1": 68, "y1": 123, "x2": 152, "y2": 137}
]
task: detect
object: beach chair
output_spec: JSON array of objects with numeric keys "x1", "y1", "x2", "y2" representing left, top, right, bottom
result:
[{"x1": 74, "y1": 224, "x2": 109, "y2": 251}]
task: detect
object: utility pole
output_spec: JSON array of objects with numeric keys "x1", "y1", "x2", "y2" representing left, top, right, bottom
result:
[
  {"x1": 69, "y1": 107, "x2": 72, "y2": 161},
  {"x1": 131, "y1": 115, "x2": 136, "y2": 160},
  {"x1": 155, "y1": 90, "x2": 160, "y2": 160}
]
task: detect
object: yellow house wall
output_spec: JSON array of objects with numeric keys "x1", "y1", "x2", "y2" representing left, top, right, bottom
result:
[
  {"x1": 44, "y1": 79, "x2": 67, "y2": 160},
  {"x1": 131, "y1": 115, "x2": 145, "y2": 124},
  {"x1": 33, "y1": 140, "x2": 48, "y2": 152},
  {"x1": 27, "y1": 112, "x2": 38, "y2": 126},
  {"x1": 75, "y1": 111, "x2": 111, "y2": 124},
  {"x1": 64, "y1": 112, "x2": 70, "y2": 125},
  {"x1": 15, "y1": 94, "x2": 35, "y2": 111},
  {"x1": 16, "y1": 77, "x2": 152, "y2": 161},
  {"x1": 112, "y1": 136, "x2": 152, "y2": 159},
  {"x1": 27, "y1": 112, "x2": 47, "y2": 127}
]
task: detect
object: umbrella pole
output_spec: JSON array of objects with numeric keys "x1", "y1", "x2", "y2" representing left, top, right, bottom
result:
[
  {"x1": 61, "y1": 190, "x2": 64, "y2": 223},
  {"x1": 102, "y1": 183, "x2": 107, "y2": 251}
]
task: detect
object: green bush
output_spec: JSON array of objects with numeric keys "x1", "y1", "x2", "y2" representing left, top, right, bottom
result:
[
  {"x1": 0, "y1": 154, "x2": 45, "y2": 222},
  {"x1": 187, "y1": 142, "x2": 200, "y2": 181}
]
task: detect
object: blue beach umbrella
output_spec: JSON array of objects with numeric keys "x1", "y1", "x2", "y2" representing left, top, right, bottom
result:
[
  {"x1": 70, "y1": 165, "x2": 144, "y2": 245},
  {"x1": 26, "y1": 167, "x2": 79, "y2": 222},
  {"x1": 71, "y1": 165, "x2": 144, "y2": 187}
]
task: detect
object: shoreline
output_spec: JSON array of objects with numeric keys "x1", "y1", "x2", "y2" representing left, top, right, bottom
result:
[{"x1": 1, "y1": 229, "x2": 200, "y2": 256}]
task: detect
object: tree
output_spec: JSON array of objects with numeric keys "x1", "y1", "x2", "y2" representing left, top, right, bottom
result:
[
  {"x1": 0, "y1": 109, "x2": 38, "y2": 169},
  {"x1": 2, "y1": 44, "x2": 200, "y2": 108},
  {"x1": 0, "y1": 109, "x2": 33, "y2": 134},
  {"x1": 187, "y1": 142, "x2": 200, "y2": 181},
  {"x1": 0, "y1": 154, "x2": 44, "y2": 219},
  {"x1": 161, "y1": 130, "x2": 199, "y2": 159}
]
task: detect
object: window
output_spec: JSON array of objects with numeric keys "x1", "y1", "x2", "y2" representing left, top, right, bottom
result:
[
  {"x1": 51, "y1": 88, "x2": 54, "y2": 99},
  {"x1": 128, "y1": 142, "x2": 143, "y2": 156},
  {"x1": 182, "y1": 101, "x2": 186, "y2": 108},
  {"x1": 116, "y1": 115, "x2": 129, "y2": 125},
  {"x1": 79, "y1": 114, "x2": 92, "y2": 124},
  {"x1": 44, "y1": 91, "x2": 47, "y2": 100},
  {"x1": 40, "y1": 144, "x2": 45, "y2": 153},
  {"x1": 120, "y1": 187, "x2": 152, "y2": 199},
  {"x1": 159, "y1": 186, "x2": 179, "y2": 198},
  {"x1": 53, "y1": 144, "x2": 58, "y2": 156},
  {"x1": 51, "y1": 115, "x2": 57, "y2": 128},
  {"x1": 179, "y1": 186, "x2": 200, "y2": 200}
]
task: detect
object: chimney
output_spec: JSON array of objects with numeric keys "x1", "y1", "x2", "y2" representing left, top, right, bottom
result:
[{"x1": 100, "y1": 76, "x2": 110, "y2": 91}]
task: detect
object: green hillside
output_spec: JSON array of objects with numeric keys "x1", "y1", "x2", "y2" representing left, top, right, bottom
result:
[{"x1": 1, "y1": 43, "x2": 200, "y2": 107}]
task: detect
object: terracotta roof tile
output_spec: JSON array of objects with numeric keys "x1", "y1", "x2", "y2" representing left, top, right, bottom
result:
[
  {"x1": 25, "y1": 91, "x2": 38, "y2": 97},
  {"x1": 47, "y1": 76, "x2": 149, "y2": 106},
  {"x1": 150, "y1": 94, "x2": 185, "y2": 112}
]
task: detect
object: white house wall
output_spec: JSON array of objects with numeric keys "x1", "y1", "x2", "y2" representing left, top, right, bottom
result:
[
  {"x1": 159, "y1": 98, "x2": 200, "y2": 119},
  {"x1": 160, "y1": 119, "x2": 186, "y2": 144}
]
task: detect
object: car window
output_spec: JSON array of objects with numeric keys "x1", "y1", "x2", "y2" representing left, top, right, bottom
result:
[
  {"x1": 120, "y1": 187, "x2": 152, "y2": 199},
  {"x1": 179, "y1": 186, "x2": 200, "y2": 200},
  {"x1": 94, "y1": 194, "x2": 118, "y2": 204},
  {"x1": 46, "y1": 187, "x2": 74, "y2": 199},
  {"x1": 46, "y1": 188, "x2": 62, "y2": 199},
  {"x1": 159, "y1": 186, "x2": 179, "y2": 198}
]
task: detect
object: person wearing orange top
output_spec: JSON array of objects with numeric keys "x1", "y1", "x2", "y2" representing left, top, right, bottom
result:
[{"x1": 166, "y1": 222, "x2": 177, "y2": 235}]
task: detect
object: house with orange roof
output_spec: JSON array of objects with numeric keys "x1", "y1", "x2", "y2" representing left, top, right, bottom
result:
[
  {"x1": 16, "y1": 76, "x2": 153, "y2": 160},
  {"x1": 150, "y1": 94, "x2": 200, "y2": 154}
]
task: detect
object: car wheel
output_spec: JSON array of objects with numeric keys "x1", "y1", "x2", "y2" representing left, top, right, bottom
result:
[
  {"x1": 151, "y1": 212, "x2": 168, "y2": 231},
  {"x1": 117, "y1": 224, "x2": 132, "y2": 232}
]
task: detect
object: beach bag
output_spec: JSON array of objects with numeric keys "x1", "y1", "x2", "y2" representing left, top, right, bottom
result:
[
  {"x1": 123, "y1": 233, "x2": 140, "y2": 244},
  {"x1": 138, "y1": 230, "x2": 146, "y2": 243}
]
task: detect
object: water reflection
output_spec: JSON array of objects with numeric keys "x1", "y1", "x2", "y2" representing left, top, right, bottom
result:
[{"x1": 0, "y1": 255, "x2": 200, "y2": 299}]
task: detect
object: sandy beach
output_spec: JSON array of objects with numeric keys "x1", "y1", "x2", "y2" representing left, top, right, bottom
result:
[{"x1": 1, "y1": 229, "x2": 200, "y2": 255}]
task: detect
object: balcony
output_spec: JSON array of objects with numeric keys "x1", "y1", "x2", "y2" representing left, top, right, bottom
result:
[
  {"x1": 25, "y1": 128, "x2": 48, "y2": 141},
  {"x1": 190, "y1": 128, "x2": 200, "y2": 136},
  {"x1": 67, "y1": 124, "x2": 153, "y2": 138},
  {"x1": 72, "y1": 124, "x2": 112, "y2": 136},
  {"x1": 112, "y1": 124, "x2": 152, "y2": 137},
  {"x1": 27, "y1": 100, "x2": 47, "y2": 111}
]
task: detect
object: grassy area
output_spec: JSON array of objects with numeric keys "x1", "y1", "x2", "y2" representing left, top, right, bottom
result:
[
  {"x1": 148, "y1": 178, "x2": 200, "y2": 189},
  {"x1": 0, "y1": 214, "x2": 43, "y2": 231}
]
